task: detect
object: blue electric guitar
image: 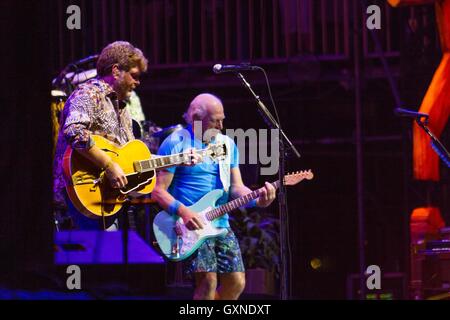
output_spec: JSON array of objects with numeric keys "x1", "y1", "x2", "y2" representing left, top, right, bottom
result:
[{"x1": 153, "y1": 170, "x2": 314, "y2": 261}]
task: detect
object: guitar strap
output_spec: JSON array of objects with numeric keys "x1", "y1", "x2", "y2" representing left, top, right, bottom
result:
[{"x1": 214, "y1": 133, "x2": 231, "y2": 193}]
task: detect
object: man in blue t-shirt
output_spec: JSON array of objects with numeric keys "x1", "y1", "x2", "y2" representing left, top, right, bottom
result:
[{"x1": 152, "y1": 93, "x2": 276, "y2": 300}]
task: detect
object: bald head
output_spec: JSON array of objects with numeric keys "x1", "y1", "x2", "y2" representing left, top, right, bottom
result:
[{"x1": 184, "y1": 93, "x2": 225, "y2": 138}]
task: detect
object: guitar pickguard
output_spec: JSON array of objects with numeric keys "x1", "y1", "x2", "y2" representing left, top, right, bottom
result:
[{"x1": 120, "y1": 170, "x2": 156, "y2": 194}]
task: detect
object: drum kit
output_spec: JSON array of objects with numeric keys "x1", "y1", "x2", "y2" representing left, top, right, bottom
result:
[{"x1": 131, "y1": 120, "x2": 184, "y2": 154}]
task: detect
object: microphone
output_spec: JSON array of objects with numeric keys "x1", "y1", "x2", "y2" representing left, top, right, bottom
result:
[
  {"x1": 394, "y1": 108, "x2": 429, "y2": 120},
  {"x1": 213, "y1": 63, "x2": 259, "y2": 74}
]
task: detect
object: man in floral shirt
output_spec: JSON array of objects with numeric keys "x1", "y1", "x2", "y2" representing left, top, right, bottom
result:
[{"x1": 53, "y1": 41, "x2": 148, "y2": 230}]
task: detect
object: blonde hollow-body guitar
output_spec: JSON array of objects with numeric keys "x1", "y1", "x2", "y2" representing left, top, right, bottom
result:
[
  {"x1": 63, "y1": 135, "x2": 227, "y2": 219},
  {"x1": 153, "y1": 170, "x2": 314, "y2": 261}
]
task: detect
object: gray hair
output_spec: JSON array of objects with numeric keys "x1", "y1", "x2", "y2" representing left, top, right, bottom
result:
[
  {"x1": 183, "y1": 105, "x2": 207, "y2": 124},
  {"x1": 183, "y1": 93, "x2": 222, "y2": 124}
]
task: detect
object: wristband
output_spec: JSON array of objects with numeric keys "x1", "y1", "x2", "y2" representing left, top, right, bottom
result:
[{"x1": 168, "y1": 200, "x2": 182, "y2": 215}]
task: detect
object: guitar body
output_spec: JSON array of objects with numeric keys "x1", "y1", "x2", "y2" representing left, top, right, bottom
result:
[
  {"x1": 153, "y1": 170, "x2": 314, "y2": 261},
  {"x1": 63, "y1": 135, "x2": 156, "y2": 218},
  {"x1": 153, "y1": 189, "x2": 228, "y2": 261}
]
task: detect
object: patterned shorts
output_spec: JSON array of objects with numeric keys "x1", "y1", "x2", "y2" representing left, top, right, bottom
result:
[{"x1": 184, "y1": 228, "x2": 245, "y2": 276}]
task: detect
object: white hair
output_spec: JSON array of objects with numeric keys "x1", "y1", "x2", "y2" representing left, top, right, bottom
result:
[
  {"x1": 183, "y1": 93, "x2": 222, "y2": 124},
  {"x1": 183, "y1": 102, "x2": 208, "y2": 124}
]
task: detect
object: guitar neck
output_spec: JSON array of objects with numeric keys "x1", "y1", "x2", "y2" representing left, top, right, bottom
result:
[
  {"x1": 206, "y1": 180, "x2": 281, "y2": 221},
  {"x1": 134, "y1": 149, "x2": 211, "y2": 173}
]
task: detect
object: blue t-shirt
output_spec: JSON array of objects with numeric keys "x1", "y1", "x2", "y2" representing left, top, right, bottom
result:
[{"x1": 157, "y1": 125, "x2": 239, "y2": 228}]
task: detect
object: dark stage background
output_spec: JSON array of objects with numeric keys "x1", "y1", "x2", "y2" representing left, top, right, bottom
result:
[
  {"x1": 1, "y1": 0, "x2": 449, "y2": 299},
  {"x1": 0, "y1": 1, "x2": 54, "y2": 289}
]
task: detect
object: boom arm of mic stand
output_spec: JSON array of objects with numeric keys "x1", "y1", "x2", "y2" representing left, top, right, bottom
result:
[
  {"x1": 236, "y1": 71, "x2": 301, "y2": 299},
  {"x1": 416, "y1": 118, "x2": 450, "y2": 168},
  {"x1": 236, "y1": 72, "x2": 301, "y2": 158}
]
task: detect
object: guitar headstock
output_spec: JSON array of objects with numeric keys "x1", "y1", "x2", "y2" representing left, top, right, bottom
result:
[
  {"x1": 206, "y1": 142, "x2": 228, "y2": 161},
  {"x1": 284, "y1": 170, "x2": 314, "y2": 186}
]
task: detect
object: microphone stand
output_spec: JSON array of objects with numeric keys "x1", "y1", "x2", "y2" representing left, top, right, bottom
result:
[
  {"x1": 236, "y1": 72, "x2": 301, "y2": 300},
  {"x1": 415, "y1": 117, "x2": 450, "y2": 168}
]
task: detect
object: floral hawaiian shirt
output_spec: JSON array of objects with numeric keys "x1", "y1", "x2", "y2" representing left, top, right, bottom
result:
[{"x1": 52, "y1": 78, "x2": 134, "y2": 210}]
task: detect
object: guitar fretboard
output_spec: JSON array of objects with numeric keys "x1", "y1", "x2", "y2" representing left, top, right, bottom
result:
[
  {"x1": 205, "y1": 180, "x2": 281, "y2": 221},
  {"x1": 134, "y1": 149, "x2": 213, "y2": 173}
]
